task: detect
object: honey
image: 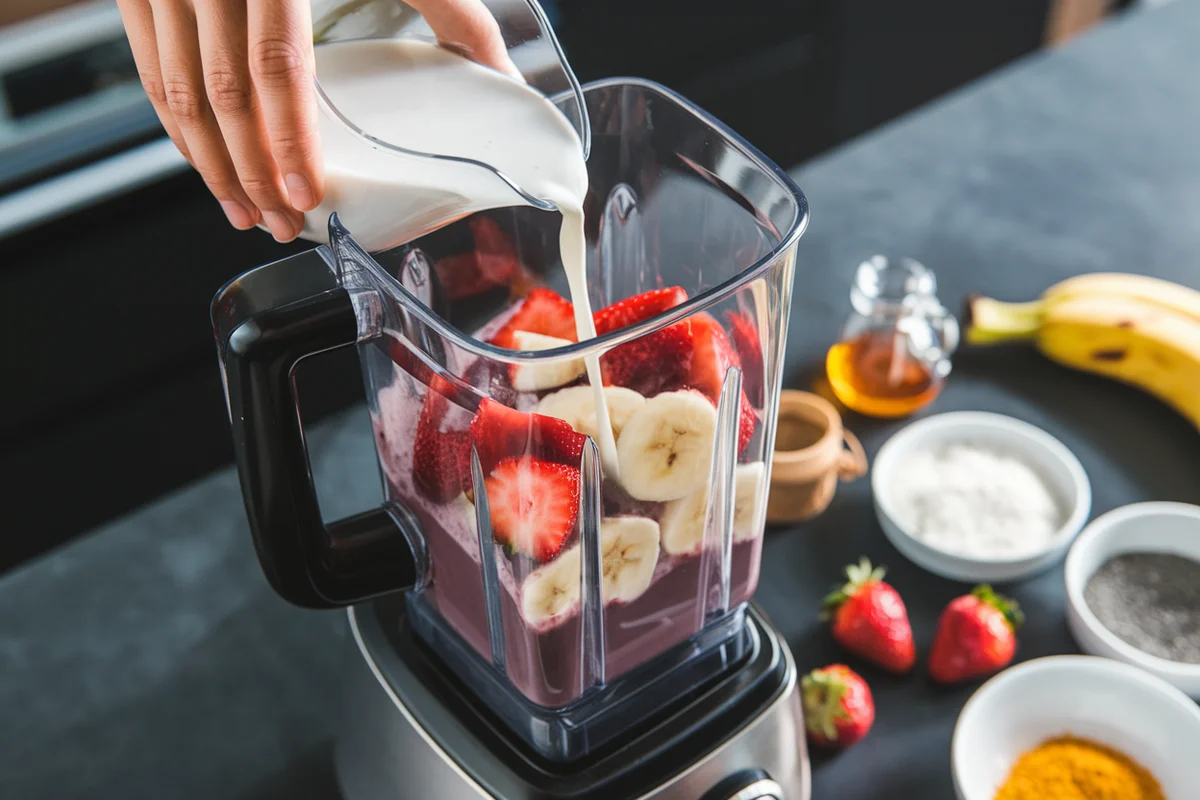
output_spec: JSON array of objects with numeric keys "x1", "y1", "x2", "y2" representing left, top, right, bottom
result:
[{"x1": 826, "y1": 330, "x2": 943, "y2": 418}]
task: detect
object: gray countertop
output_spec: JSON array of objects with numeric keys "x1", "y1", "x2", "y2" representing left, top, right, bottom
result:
[{"x1": 5, "y1": 2, "x2": 1200, "y2": 798}]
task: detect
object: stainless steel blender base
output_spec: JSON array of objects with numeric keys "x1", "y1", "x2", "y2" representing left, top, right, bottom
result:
[{"x1": 335, "y1": 604, "x2": 810, "y2": 800}]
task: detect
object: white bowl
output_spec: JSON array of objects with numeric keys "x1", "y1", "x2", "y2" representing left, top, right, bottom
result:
[
  {"x1": 1065, "y1": 501, "x2": 1200, "y2": 697},
  {"x1": 953, "y1": 656, "x2": 1200, "y2": 800},
  {"x1": 872, "y1": 411, "x2": 1091, "y2": 583}
]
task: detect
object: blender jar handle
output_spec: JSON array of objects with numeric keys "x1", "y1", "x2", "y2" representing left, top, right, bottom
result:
[{"x1": 214, "y1": 248, "x2": 423, "y2": 609}]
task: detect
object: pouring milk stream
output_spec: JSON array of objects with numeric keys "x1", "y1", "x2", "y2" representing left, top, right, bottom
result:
[{"x1": 303, "y1": 39, "x2": 620, "y2": 477}]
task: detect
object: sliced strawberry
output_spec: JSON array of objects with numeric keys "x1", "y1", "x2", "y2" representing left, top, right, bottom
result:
[
  {"x1": 434, "y1": 253, "x2": 488, "y2": 301},
  {"x1": 726, "y1": 310, "x2": 765, "y2": 405},
  {"x1": 485, "y1": 457, "x2": 580, "y2": 561},
  {"x1": 736, "y1": 390, "x2": 757, "y2": 453},
  {"x1": 688, "y1": 313, "x2": 742, "y2": 399},
  {"x1": 688, "y1": 314, "x2": 757, "y2": 453},
  {"x1": 414, "y1": 427, "x2": 472, "y2": 502},
  {"x1": 600, "y1": 321, "x2": 694, "y2": 398},
  {"x1": 468, "y1": 216, "x2": 523, "y2": 287},
  {"x1": 469, "y1": 398, "x2": 587, "y2": 474},
  {"x1": 434, "y1": 218, "x2": 526, "y2": 301},
  {"x1": 593, "y1": 287, "x2": 689, "y2": 335},
  {"x1": 469, "y1": 215, "x2": 516, "y2": 258},
  {"x1": 411, "y1": 375, "x2": 476, "y2": 502},
  {"x1": 491, "y1": 288, "x2": 577, "y2": 350}
]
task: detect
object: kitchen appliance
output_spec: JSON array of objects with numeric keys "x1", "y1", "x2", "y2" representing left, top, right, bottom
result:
[
  {"x1": 0, "y1": 0, "x2": 182, "y2": 237},
  {"x1": 212, "y1": 4, "x2": 810, "y2": 796},
  {"x1": 0, "y1": 1, "x2": 300, "y2": 571}
]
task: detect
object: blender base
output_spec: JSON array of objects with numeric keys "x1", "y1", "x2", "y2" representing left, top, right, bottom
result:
[{"x1": 335, "y1": 600, "x2": 810, "y2": 800}]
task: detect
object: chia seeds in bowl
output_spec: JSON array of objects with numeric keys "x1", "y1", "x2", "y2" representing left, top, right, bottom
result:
[{"x1": 1084, "y1": 553, "x2": 1200, "y2": 665}]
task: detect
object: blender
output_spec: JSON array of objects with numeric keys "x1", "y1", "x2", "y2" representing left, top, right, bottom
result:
[{"x1": 212, "y1": 3, "x2": 811, "y2": 797}]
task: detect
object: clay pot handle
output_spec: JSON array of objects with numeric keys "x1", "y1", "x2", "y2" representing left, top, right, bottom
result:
[{"x1": 837, "y1": 429, "x2": 867, "y2": 481}]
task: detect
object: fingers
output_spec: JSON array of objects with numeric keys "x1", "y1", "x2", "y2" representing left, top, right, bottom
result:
[
  {"x1": 246, "y1": 0, "x2": 324, "y2": 215},
  {"x1": 122, "y1": 0, "x2": 514, "y2": 241},
  {"x1": 147, "y1": 0, "x2": 263, "y2": 231},
  {"x1": 405, "y1": 0, "x2": 520, "y2": 79},
  {"x1": 195, "y1": 0, "x2": 303, "y2": 241},
  {"x1": 117, "y1": 1, "x2": 193, "y2": 165}
]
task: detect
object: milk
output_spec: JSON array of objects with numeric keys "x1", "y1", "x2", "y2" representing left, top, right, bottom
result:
[{"x1": 306, "y1": 38, "x2": 619, "y2": 476}]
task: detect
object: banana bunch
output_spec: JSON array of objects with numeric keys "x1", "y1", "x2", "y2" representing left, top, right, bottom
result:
[{"x1": 965, "y1": 273, "x2": 1200, "y2": 429}]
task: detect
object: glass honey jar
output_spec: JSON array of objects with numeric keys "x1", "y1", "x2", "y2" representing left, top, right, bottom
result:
[{"x1": 826, "y1": 256, "x2": 958, "y2": 418}]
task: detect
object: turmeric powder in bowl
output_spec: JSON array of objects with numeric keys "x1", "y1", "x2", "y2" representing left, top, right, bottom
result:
[{"x1": 994, "y1": 735, "x2": 1164, "y2": 800}]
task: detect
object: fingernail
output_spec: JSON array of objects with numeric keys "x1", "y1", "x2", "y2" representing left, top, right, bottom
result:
[
  {"x1": 263, "y1": 210, "x2": 297, "y2": 242},
  {"x1": 285, "y1": 173, "x2": 316, "y2": 211},
  {"x1": 220, "y1": 200, "x2": 255, "y2": 230}
]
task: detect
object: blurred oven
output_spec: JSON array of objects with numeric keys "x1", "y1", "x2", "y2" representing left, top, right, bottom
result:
[{"x1": 0, "y1": 2, "x2": 328, "y2": 572}]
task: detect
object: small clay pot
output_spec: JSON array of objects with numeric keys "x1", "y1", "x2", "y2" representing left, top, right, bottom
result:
[{"x1": 768, "y1": 390, "x2": 867, "y2": 523}]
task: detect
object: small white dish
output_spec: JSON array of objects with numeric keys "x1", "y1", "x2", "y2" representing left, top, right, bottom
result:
[
  {"x1": 1064, "y1": 501, "x2": 1200, "y2": 697},
  {"x1": 953, "y1": 655, "x2": 1200, "y2": 800},
  {"x1": 871, "y1": 411, "x2": 1091, "y2": 583}
]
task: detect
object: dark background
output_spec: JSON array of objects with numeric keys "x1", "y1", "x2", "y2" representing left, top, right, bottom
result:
[{"x1": 0, "y1": 0, "x2": 1130, "y2": 572}]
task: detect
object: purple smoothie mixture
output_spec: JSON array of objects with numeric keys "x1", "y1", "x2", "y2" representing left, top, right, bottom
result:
[{"x1": 372, "y1": 359, "x2": 763, "y2": 708}]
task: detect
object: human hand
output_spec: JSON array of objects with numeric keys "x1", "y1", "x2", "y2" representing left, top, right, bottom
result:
[{"x1": 118, "y1": 0, "x2": 516, "y2": 242}]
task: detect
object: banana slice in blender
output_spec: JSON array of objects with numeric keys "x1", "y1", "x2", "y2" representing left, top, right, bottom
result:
[
  {"x1": 535, "y1": 385, "x2": 646, "y2": 441},
  {"x1": 520, "y1": 546, "x2": 582, "y2": 626},
  {"x1": 616, "y1": 390, "x2": 717, "y2": 502},
  {"x1": 509, "y1": 331, "x2": 586, "y2": 391},
  {"x1": 659, "y1": 462, "x2": 767, "y2": 556},
  {"x1": 597, "y1": 516, "x2": 661, "y2": 604},
  {"x1": 520, "y1": 516, "x2": 661, "y2": 625}
]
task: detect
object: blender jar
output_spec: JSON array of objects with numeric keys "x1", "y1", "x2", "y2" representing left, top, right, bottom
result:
[{"x1": 213, "y1": 22, "x2": 808, "y2": 763}]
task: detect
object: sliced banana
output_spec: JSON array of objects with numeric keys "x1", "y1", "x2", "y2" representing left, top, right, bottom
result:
[
  {"x1": 659, "y1": 487, "x2": 708, "y2": 556},
  {"x1": 520, "y1": 546, "x2": 582, "y2": 626},
  {"x1": 617, "y1": 390, "x2": 717, "y2": 502},
  {"x1": 732, "y1": 461, "x2": 767, "y2": 542},
  {"x1": 535, "y1": 385, "x2": 646, "y2": 441},
  {"x1": 509, "y1": 331, "x2": 586, "y2": 391},
  {"x1": 519, "y1": 516, "x2": 661, "y2": 624},
  {"x1": 598, "y1": 516, "x2": 660, "y2": 604},
  {"x1": 660, "y1": 461, "x2": 767, "y2": 555}
]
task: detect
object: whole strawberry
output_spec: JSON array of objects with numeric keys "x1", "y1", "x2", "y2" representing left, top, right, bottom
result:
[
  {"x1": 928, "y1": 585, "x2": 1024, "y2": 684},
  {"x1": 801, "y1": 664, "x2": 875, "y2": 748},
  {"x1": 821, "y1": 558, "x2": 916, "y2": 674}
]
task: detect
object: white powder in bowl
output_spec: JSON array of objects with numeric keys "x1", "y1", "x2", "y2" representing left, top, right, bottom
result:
[{"x1": 889, "y1": 442, "x2": 1065, "y2": 558}]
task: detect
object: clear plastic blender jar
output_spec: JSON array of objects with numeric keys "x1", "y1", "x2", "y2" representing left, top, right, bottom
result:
[{"x1": 213, "y1": 0, "x2": 809, "y2": 764}]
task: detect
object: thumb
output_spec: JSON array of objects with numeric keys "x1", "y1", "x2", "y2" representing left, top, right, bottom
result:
[{"x1": 405, "y1": 0, "x2": 522, "y2": 79}]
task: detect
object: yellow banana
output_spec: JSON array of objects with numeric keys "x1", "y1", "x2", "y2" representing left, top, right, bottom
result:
[
  {"x1": 1041, "y1": 295, "x2": 1200, "y2": 428},
  {"x1": 969, "y1": 291, "x2": 1200, "y2": 429},
  {"x1": 965, "y1": 295, "x2": 1044, "y2": 345},
  {"x1": 966, "y1": 273, "x2": 1200, "y2": 345},
  {"x1": 1043, "y1": 272, "x2": 1200, "y2": 321}
]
